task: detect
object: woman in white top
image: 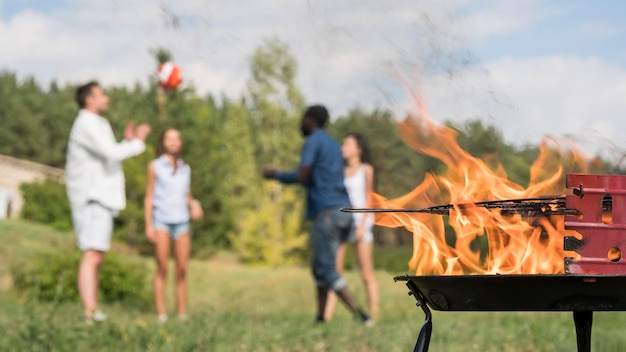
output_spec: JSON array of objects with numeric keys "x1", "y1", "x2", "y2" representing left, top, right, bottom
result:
[
  {"x1": 144, "y1": 128, "x2": 203, "y2": 322},
  {"x1": 325, "y1": 133, "x2": 379, "y2": 321}
]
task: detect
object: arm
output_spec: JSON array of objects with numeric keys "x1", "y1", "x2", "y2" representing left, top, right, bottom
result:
[
  {"x1": 270, "y1": 137, "x2": 315, "y2": 184},
  {"x1": 144, "y1": 162, "x2": 156, "y2": 243},
  {"x1": 297, "y1": 166, "x2": 312, "y2": 183},
  {"x1": 75, "y1": 116, "x2": 147, "y2": 162},
  {"x1": 185, "y1": 165, "x2": 203, "y2": 221},
  {"x1": 272, "y1": 165, "x2": 312, "y2": 184},
  {"x1": 187, "y1": 193, "x2": 203, "y2": 221},
  {"x1": 363, "y1": 164, "x2": 374, "y2": 221},
  {"x1": 356, "y1": 164, "x2": 375, "y2": 241}
]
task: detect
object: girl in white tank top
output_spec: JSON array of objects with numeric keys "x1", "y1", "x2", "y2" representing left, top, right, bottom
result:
[
  {"x1": 325, "y1": 133, "x2": 380, "y2": 321},
  {"x1": 144, "y1": 128, "x2": 203, "y2": 323},
  {"x1": 344, "y1": 165, "x2": 375, "y2": 242}
]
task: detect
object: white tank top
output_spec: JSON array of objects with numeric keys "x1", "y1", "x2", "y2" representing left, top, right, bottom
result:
[
  {"x1": 152, "y1": 155, "x2": 191, "y2": 223},
  {"x1": 344, "y1": 165, "x2": 374, "y2": 232}
]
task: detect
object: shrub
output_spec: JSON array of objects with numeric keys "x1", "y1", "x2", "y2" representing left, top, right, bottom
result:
[
  {"x1": 11, "y1": 249, "x2": 151, "y2": 308},
  {"x1": 11, "y1": 250, "x2": 79, "y2": 302},
  {"x1": 98, "y1": 253, "x2": 152, "y2": 307},
  {"x1": 229, "y1": 184, "x2": 308, "y2": 266},
  {"x1": 20, "y1": 178, "x2": 72, "y2": 230}
]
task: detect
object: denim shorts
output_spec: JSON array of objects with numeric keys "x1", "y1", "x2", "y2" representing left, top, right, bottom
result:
[
  {"x1": 153, "y1": 219, "x2": 191, "y2": 240},
  {"x1": 310, "y1": 207, "x2": 354, "y2": 290},
  {"x1": 347, "y1": 213, "x2": 375, "y2": 243}
]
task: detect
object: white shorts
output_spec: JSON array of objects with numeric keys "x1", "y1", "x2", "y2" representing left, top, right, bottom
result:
[{"x1": 72, "y1": 201, "x2": 114, "y2": 252}]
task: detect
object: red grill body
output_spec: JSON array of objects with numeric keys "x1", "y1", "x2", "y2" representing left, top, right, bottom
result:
[{"x1": 565, "y1": 173, "x2": 626, "y2": 274}]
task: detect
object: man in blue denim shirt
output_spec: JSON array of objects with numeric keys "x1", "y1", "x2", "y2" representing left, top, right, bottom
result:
[{"x1": 264, "y1": 105, "x2": 372, "y2": 326}]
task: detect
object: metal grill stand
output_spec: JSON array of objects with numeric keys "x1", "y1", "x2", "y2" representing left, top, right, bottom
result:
[
  {"x1": 405, "y1": 280, "x2": 432, "y2": 352},
  {"x1": 401, "y1": 279, "x2": 594, "y2": 352}
]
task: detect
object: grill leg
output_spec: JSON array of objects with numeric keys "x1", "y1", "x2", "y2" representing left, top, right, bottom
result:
[
  {"x1": 406, "y1": 281, "x2": 432, "y2": 352},
  {"x1": 573, "y1": 311, "x2": 593, "y2": 352}
]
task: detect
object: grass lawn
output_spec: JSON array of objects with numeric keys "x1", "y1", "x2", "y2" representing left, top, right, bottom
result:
[{"x1": 2, "y1": 220, "x2": 626, "y2": 351}]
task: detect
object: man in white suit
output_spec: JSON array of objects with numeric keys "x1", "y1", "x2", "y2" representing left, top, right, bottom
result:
[{"x1": 65, "y1": 81, "x2": 151, "y2": 323}]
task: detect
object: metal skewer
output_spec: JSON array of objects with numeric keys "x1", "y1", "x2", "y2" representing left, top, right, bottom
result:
[{"x1": 341, "y1": 196, "x2": 584, "y2": 216}]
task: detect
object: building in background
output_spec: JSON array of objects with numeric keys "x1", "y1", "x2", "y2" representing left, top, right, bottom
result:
[{"x1": 0, "y1": 154, "x2": 64, "y2": 219}]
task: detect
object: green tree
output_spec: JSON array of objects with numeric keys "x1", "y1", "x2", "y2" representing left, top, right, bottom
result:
[
  {"x1": 248, "y1": 37, "x2": 304, "y2": 169},
  {"x1": 42, "y1": 81, "x2": 77, "y2": 167},
  {"x1": 229, "y1": 38, "x2": 309, "y2": 264},
  {"x1": 0, "y1": 74, "x2": 46, "y2": 164},
  {"x1": 219, "y1": 98, "x2": 260, "y2": 213},
  {"x1": 0, "y1": 74, "x2": 76, "y2": 167}
]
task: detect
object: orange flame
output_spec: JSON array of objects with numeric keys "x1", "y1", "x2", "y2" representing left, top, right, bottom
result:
[{"x1": 374, "y1": 89, "x2": 586, "y2": 275}]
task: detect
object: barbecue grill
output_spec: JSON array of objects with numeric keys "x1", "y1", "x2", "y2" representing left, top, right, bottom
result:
[{"x1": 344, "y1": 173, "x2": 626, "y2": 352}]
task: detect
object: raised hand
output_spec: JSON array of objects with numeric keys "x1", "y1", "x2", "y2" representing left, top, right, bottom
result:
[
  {"x1": 124, "y1": 121, "x2": 136, "y2": 141},
  {"x1": 135, "y1": 123, "x2": 151, "y2": 142}
]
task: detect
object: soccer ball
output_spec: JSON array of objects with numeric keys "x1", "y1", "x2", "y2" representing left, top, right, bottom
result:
[{"x1": 157, "y1": 62, "x2": 183, "y2": 90}]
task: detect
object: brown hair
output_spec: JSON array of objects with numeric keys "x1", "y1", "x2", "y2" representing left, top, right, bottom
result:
[
  {"x1": 157, "y1": 128, "x2": 182, "y2": 174},
  {"x1": 75, "y1": 81, "x2": 99, "y2": 108}
]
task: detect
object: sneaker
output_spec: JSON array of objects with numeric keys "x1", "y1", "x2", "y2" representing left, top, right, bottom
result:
[
  {"x1": 84, "y1": 309, "x2": 107, "y2": 325},
  {"x1": 357, "y1": 309, "x2": 374, "y2": 327},
  {"x1": 93, "y1": 310, "x2": 107, "y2": 322},
  {"x1": 158, "y1": 314, "x2": 168, "y2": 323}
]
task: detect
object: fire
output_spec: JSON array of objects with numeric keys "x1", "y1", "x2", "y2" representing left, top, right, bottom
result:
[{"x1": 373, "y1": 89, "x2": 587, "y2": 275}]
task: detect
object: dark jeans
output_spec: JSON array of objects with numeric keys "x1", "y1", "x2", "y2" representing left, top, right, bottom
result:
[{"x1": 311, "y1": 207, "x2": 354, "y2": 290}]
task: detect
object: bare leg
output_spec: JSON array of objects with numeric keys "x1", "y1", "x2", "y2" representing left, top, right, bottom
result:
[
  {"x1": 173, "y1": 233, "x2": 190, "y2": 317},
  {"x1": 324, "y1": 242, "x2": 347, "y2": 320},
  {"x1": 356, "y1": 241, "x2": 379, "y2": 320},
  {"x1": 78, "y1": 250, "x2": 104, "y2": 317},
  {"x1": 153, "y1": 230, "x2": 171, "y2": 318}
]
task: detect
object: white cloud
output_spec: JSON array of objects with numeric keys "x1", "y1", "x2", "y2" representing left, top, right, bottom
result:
[
  {"x1": 419, "y1": 55, "x2": 626, "y2": 158},
  {"x1": 2, "y1": 0, "x2": 626, "y2": 162},
  {"x1": 0, "y1": 0, "x2": 460, "y2": 100}
]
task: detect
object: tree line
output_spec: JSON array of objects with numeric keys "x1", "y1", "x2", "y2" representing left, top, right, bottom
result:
[{"x1": 2, "y1": 39, "x2": 616, "y2": 265}]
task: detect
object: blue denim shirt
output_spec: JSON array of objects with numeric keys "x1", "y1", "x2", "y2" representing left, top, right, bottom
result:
[{"x1": 275, "y1": 129, "x2": 351, "y2": 219}]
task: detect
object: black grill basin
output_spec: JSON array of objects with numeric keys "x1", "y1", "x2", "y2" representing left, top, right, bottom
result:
[
  {"x1": 393, "y1": 274, "x2": 626, "y2": 352},
  {"x1": 394, "y1": 274, "x2": 626, "y2": 311}
]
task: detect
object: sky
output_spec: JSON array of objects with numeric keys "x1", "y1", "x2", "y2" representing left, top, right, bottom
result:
[{"x1": 2, "y1": 0, "x2": 626, "y2": 162}]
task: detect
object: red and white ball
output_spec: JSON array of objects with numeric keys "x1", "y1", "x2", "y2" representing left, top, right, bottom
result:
[{"x1": 157, "y1": 62, "x2": 183, "y2": 90}]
